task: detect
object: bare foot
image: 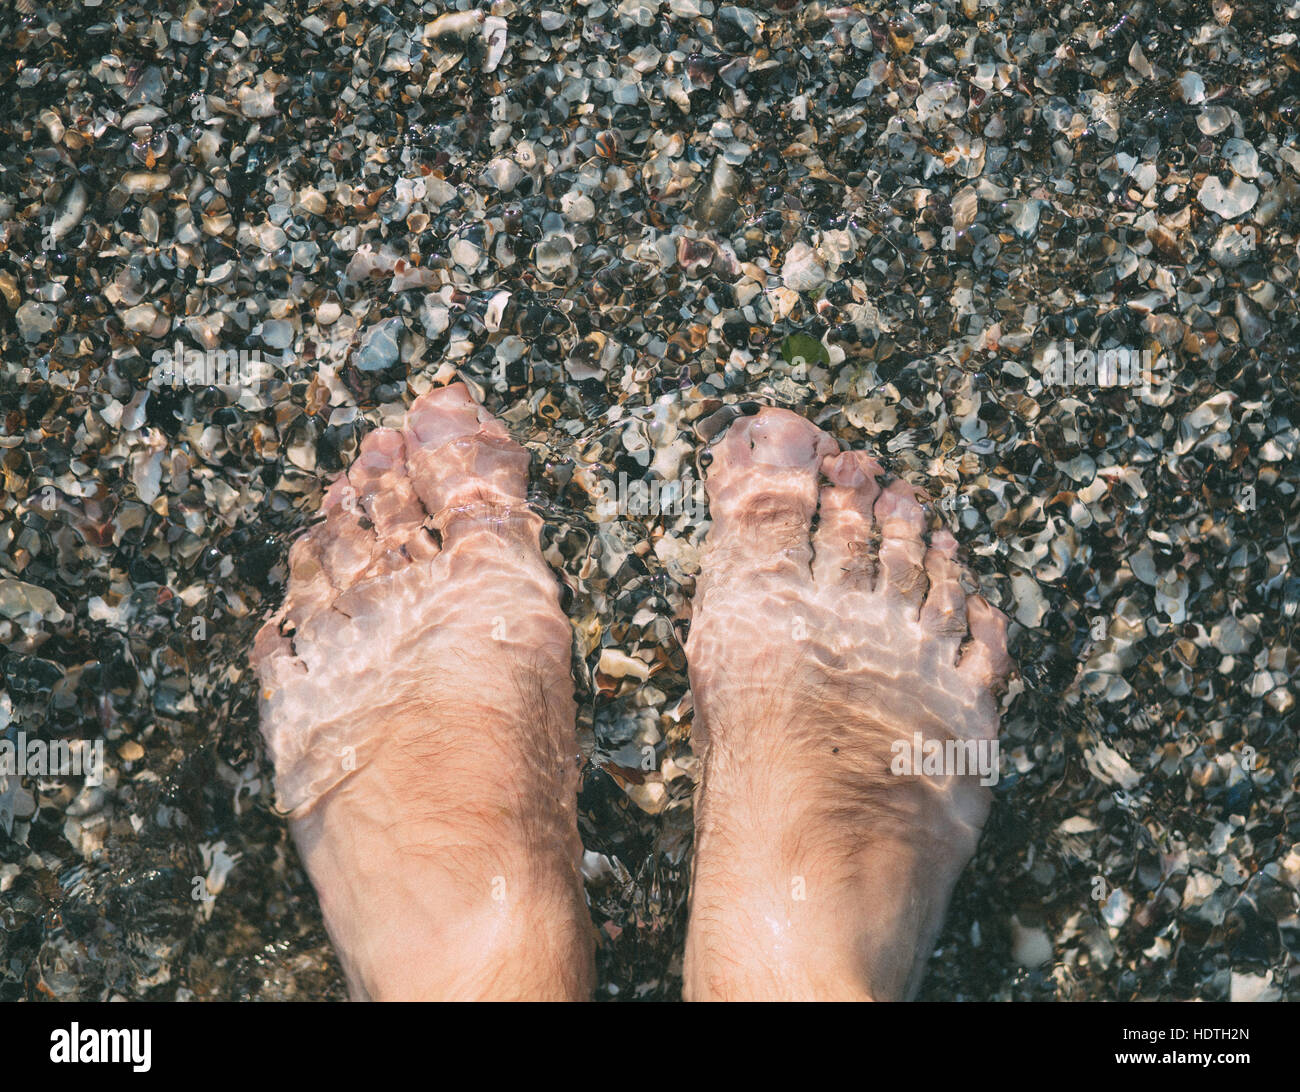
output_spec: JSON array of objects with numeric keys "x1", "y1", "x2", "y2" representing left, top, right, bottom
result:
[
  {"x1": 252, "y1": 383, "x2": 592, "y2": 1000},
  {"x1": 683, "y1": 408, "x2": 1012, "y2": 1001}
]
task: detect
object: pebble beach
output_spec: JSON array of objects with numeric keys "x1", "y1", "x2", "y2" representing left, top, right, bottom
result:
[{"x1": 1, "y1": 0, "x2": 1297, "y2": 1000}]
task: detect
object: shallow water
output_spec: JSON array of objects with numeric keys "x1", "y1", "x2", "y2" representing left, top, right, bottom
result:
[{"x1": 2, "y1": 0, "x2": 1297, "y2": 1001}]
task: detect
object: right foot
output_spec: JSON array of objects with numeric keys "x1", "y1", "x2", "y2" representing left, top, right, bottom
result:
[
  {"x1": 252, "y1": 383, "x2": 592, "y2": 1000},
  {"x1": 683, "y1": 408, "x2": 1012, "y2": 1001}
]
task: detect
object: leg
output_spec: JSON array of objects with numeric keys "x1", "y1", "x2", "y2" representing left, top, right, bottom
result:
[
  {"x1": 252, "y1": 383, "x2": 593, "y2": 1000},
  {"x1": 683, "y1": 409, "x2": 1011, "y2": 1001}
]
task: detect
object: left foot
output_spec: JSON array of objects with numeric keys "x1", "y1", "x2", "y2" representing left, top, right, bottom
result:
[
  {"x1": 252, "y1": 383, "x2": 592, "y2": 1000},
  {"x1": 683, "y1": 408, "x2": 1013, "y2": 1001}
]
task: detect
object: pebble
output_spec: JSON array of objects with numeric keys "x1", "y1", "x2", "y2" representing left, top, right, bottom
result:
[
  {"x1": 14, "y1": 300, "x2": 56, "y2": 341},
  {"x1": 354, "y1": 318, "x2": 403, "y2": 372},
  {"x1": 1197, "y1": 175, "x2": 1259, "y2": 218},
  {"x1": 781, "y1": 242, "x2": 826, "y2": 292}
]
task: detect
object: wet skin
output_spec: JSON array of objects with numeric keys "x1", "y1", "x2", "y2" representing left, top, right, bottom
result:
[
  {"x1": 682, "y1": 408, "x2": 1011, "y2": 1000},
  {"x1": 253, "y1": 388, "x2": 1011, "y2": 1000},
  {"x1": 253, "y1": 383, "x2": 592, "y2": 999}
]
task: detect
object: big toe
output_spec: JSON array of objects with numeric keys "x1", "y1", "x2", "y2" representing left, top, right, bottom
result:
[
  {"x1": 401, "y1": 382, "x2": 536, "y2": 551},
  {"x1": 702, "y1": 407, "x2": 838, "y2": 576},
  {"x1": 347, "y1": 428, "x2": 433, "y2": 556}
]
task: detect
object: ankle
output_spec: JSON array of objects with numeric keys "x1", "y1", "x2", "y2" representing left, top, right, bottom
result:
[
  {"x1": 687, "y1": 815, "x2": 966, "y2": 1001},
  {"x1": 684, "y1": 885, "x2": 876, "y2": 1000},
  {"x1": 359, "y1": 882, "x2": 594, "y2": 1000}
]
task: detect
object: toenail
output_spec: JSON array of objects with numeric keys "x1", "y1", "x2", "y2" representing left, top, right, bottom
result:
[{"x1": 749, "y1": 428, "x2": 819, "y2": 467}]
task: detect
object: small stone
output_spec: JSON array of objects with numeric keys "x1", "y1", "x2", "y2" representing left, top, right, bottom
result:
[
  {"x1": 122, "y1": 303, "x2": 160, "y2": 334},
  {"x1": 0, "y1": 579, "x2": 67, "y2": 622},
  {"x1": 451, "y1": 237, "x2": 483, "y2": 270},
  {"x1": 1010, "y1": 918, "x2": 1053, "y2": 967},
  {"x1": 1197, "y1": 104, "x2": 1234, "y2": 135},
  {"x1": 535, "y1": 235, "x2": 573, "y2": 279},
  {"x1": 1209, "y1": 224, "x2": 1255, "y2": 267},
  {"x1": 1197, "y1": 175, "x2": 1258, "y2": 218},
  {"x1": 1177, "y1": 71, "x2": 1206, "y2": 104},
  {"x1": 484, "y1": 157, "x2": 524, "y2": 192},
  {"x1": 261, "y1": 320, "x2": 293, "y2": 350},
  {"x1": 425, "y1": 178, "x2": 457, "y2": 207},
  {"x1": 354, "y1": 318, "x2": 403, "y2": 372},
  {"x1": 238, "y1": 84, "x2": 278, "y2": 118},
  {"x1": 561, "y1": 190, "x2": 595, "y2": 222},
  {"x1": 1229, "y1": 972, "x2": 1281, "y2": 1003},
  {"x1": 781, "y1": 242, "x2": 826, "y2": 292},
  {"x1": 1010, "y1": 199, "x2": 1041, "y2": 239},
  {"x1": 14, "y1": 300, "x2": 56, "y2": 341},
  {"x1": 121, "y1": 171, "x2": 171, "y2": 194},
  {"x1": 1222, "y1": 138, "x2": 1259, "y2": 178},
  {"x1": 296, "y1": 187, "x2": 327, "y2": 215},
  {"x1": 598, "y1": 648, "x2": 651, "y2": 680}
]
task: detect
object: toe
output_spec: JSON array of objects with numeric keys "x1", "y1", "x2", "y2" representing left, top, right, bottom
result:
[
  {"x1": 958, "y1": 595, "x2": 1013, "y2": 690},
  {"x1": 872, "y1": 478, "x2": 929, "y2": 613},
  {"x1": 702, "y1": 407, "x2": 838, "y2": 575},
  {"x1": 266, "y1": 531, "x2": 364, "y2": 675},
  {"x1": 314, "y1": 480, "x2": 381, "y2": 588},
  {"x1": 348, "y1": 429, "x2": 426, "y2": 537},
  {"x1": 401, "y1": 382, "x2": 538, "y2": 551},
  {"x1": 405, "y1": 381, "x2": 512, "y2": 449},
  {"x1": 348, "y1": 428, "x2": 439, "y2": 562},
  {"x1": 811, "y1": 450, "x2": 883, "y2": 587},
  {"x1": 252, "y1": 611, "x2": 299, "y2": 690},
  {"x1": 281, "y1": 534, "x2": 337, "y2": 632},
  {"x1": 918, "y1": 529, "x2": 968, "y2": 666}
]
